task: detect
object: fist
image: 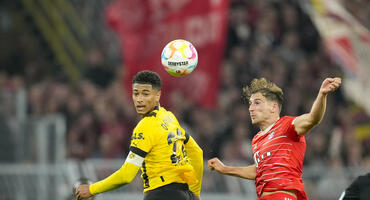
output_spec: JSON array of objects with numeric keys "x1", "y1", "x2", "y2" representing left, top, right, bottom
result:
[
  {"x1": 75, "y1": 184, "x2": 92, "y2": 200},
  {"x1": 208, "y1": 157, "x2": 226, "y2": 173},
  {"x1": 320, "y1": 77, "x2": 341, "y2": 95}
]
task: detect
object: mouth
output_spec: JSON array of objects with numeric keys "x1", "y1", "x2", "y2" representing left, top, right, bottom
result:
[{"x1": 136, "y1": 105, "x2": 146, "y2": 111}]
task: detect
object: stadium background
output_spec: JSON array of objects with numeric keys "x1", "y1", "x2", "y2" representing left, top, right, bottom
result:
[{"x1": 1, "y1": 0, "x2": 369, "y2": 200}]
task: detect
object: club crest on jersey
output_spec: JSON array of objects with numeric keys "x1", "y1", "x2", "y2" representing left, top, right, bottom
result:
[
  {"x1": 268, "y1": 132, "x2": 275, "y2": 140},
  {"x1": 129, "y1": 153, "x2": 136, "y2": 159}
]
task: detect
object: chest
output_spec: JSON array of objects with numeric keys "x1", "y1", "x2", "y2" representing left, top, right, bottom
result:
[{"x1": 252, "y1": 124, "x2": 291, "y2": 154}]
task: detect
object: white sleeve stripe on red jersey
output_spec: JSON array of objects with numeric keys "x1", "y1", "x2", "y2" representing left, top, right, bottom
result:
[
  {"x1": 292, "y1": 117, "x2": 297, "y2": 125},
  {"x1": 261, "y1": 136, "x2": 288, "y2": 146},
  {"x1": 263, "y1": 177, "x2": 293, "y2": 182},
  {"x1": 262, "y1": 162, "x2": 292, "y2": 167},
  {"x1": 269, "y1": 149, "x2": 292, "y2": 152},
  {"x1": 260, "y1": 170, "x2": 291, "y2": 177},
  {"x1": 263, "y1": 187, "x2": 279, "y2": 190},
  {"x1": 267, "y1": 156, "x2": 290, "y2": 159},
  {"x1": 273, "y1": 162, "x2": 293, "y2": 166},
  {"x1": 273, "y1": 123, "x2": 283, "y2": 130},
  {"x1": 263, "y1": 156, "x2": 290, "y2": 163},
  {"x1": 259, "y1": 166, "x2": 290, "y2": 173},
  {"x1": 258, "y1": 142, "x2": 292, "y2": 152},
  {"x1": 263, "y1": 187, "x2": 279, "y2": 191},
  {"x1": 274, "y1": 153, "x2": 290, "y2": 156}
]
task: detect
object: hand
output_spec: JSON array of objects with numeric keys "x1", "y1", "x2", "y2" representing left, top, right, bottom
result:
[
  {"x1": 319, "y1": 77, "x2": 341, "y2": 95},
  {"x1": 196, "y1": 195, "x2": 201, "y2": 200},
  {"x1": 75, "y1": 184, "x2": 92, "y2": 200},
  {"x1": 208, "y1": 157, "x2": 226, "y2": 174}
]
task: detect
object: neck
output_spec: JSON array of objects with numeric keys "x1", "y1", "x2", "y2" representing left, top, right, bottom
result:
[
  {"x1": 141, "y1": 105, "x2": 159, "y2": 118},
  {"x1": 259, "y1": 115, "x2": 279, "y2": 131}
]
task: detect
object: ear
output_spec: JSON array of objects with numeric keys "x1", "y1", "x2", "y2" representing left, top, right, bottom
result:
[
  {"x1": 155, "y1": 90, "x2": 161, "y2": 102},
  {"x1": 271, "y1": 102, "x2": 278, "y2": 113}
]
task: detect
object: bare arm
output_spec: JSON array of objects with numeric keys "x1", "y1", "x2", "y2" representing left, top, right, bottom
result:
[
  {"x1": 294, "y1": 77, "x2": 341, "y2": 135},
  {"x1": 208, "y1": 158, "x2": 256, "y2": 180}
]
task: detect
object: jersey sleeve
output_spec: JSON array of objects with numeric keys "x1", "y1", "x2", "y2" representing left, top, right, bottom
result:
[
  {"x1": 89, "y1": 156, "x2": 141, "y2": 195},
  {"x1": 129, "y1": 119, "x2": 156, "y2": 156},
  {"x1": 184, "y1": 133, "x2": 203, "y2": 196},
  {"x1": 286, "y1": 116, "x2": 302, "y2": 141}
]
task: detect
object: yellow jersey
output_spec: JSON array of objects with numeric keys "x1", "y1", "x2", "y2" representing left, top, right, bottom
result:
[{"x1": 129, "y1": 106, "x2": 202, "y2": 194}]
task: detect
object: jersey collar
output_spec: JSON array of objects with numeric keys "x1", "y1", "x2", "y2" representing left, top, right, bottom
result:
[
  {"x1": 260, "y1": 118, "x2": 279, "y2": 135},
  {"x1": 143, "y1": 106, "x2": 159, "y2": 118}
]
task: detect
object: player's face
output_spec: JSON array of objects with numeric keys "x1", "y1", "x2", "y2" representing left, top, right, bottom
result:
[
  {"x1": 248, "y1": 92, "x2": 276, "y2": 125},
  {"x1": 132, "y1": 83, "x2": 161, "y2": 115}
]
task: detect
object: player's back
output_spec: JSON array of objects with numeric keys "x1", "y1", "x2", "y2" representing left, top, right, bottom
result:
[
  {"x1": 131, "y1": 106, "x2": 196, "y2": 192},
  {"x1": 252, "y1": 116, "x2": 308, "y2": 199}
]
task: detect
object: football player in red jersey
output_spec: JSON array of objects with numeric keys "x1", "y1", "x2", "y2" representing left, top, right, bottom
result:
[{"x1": 208, "y1": 77, "x2": 341, "y2": 200}]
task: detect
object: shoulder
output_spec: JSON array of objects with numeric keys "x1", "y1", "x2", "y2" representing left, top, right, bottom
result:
[
  {"x1": 135, "y1": 107, "x2": 170, "y2": 130},
  {"x1": 277, "y1": 116, "x2": 303, "y2": 139},
  {"x1": 158, "y1": 107, "x2": 179, "y2": 123},
  {"x1": 158, "y1": 106, "x2": 174, "y2": 116},
  {"x1": 280, "y1": 116, "x2": 296, "y2": 122},
  {"x1": 277, "y1": 116, "x2": 298, "y2": 127},
  {"x1": 135, "y1": 116, "x2": 158, "y2": 133}
]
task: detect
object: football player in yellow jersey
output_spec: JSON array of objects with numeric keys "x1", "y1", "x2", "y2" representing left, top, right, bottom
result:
[{"x1": 76, "y1": 70, "x2": 203, "y2": 200}]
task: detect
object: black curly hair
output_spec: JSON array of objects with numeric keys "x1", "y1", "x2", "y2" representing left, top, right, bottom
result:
[{"x1": 132, "y1": 70, "x2": 162, "y2": 90}]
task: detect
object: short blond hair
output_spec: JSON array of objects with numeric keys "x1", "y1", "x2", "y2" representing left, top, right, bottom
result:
[{"x1": 242, "y1": 78, "x2": 284, "y2": 112}]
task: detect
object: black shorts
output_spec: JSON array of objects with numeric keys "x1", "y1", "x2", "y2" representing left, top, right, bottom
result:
[{"x1": 144, "y1": 183, "x2": 196, "y2": 200}]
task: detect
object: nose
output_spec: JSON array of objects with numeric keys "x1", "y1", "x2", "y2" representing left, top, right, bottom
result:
[
  {"x1": 135, "y1": 94, "x2": 144, "y2": 103},
  {"x1": 249, "y1": 104, "x2": 254, "y2": 112}
]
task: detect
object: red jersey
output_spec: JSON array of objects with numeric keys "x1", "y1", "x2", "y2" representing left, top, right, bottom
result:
[{"x1": 252, "y1": 116, "x2": 308, "y2": 200}]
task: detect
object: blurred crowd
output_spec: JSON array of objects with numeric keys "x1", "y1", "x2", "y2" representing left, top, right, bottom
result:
[{"x1": 2, "y1": 0, "x2": 370, "y2": 174}]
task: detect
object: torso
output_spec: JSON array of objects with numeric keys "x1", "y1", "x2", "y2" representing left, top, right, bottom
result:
[
  {"x1": 131, "y1": 107, "x2": 196, "y2": 193},
  {"x1": 252, "y1": 116, "x2": 307, "y2": 199}
]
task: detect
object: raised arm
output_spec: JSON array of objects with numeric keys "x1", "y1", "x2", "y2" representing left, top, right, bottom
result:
[
  {"x1": 208, "y1": 158, "x2": 256, "y2": 180},
  {"x1": 294, "y1": 77, "x2": 341, "y2": 136},
  {"x1": 184, "y1": 135, "x2": 203, "y2": 199}
]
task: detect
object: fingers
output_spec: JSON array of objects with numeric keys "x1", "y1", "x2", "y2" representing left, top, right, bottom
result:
[
  {"x1": 208, "y1": 157, "x2": 220, "y2": 163},
  {"x1": 326, "y1": 78, "x2": 335, "y2": 83},
  {"x1": 330, "y1": 77, "x2": 341, "y2": 90},
  {"x1": 208, "y1": 160, "x2": 214, "y2": 170},
  {"x1": 75, "y1": 192, "x2": 81, "y2": 200},
  {"x1": 327, "y1": 77, "x2": 341, "y2": 84},
  {"x1": 333, "y1": 77, "x2": 341, "y2": 83},
  {"x1": 322, "y1": 77, "x2": 341, "y2": 94},
  {"x1": 325, "y1": 77, "x2": 341, "y2": 83},
  {"x1": 75, "y1": 188, "x2": 79, "y2": 200},
  {"x1": 334, "y1": 77, "x2": 341, "y2": 87},
  {"x1": 208, "y1": 157, "x2": 225, "y2": 172},
  {"x1": 75, "y1": 187, "x2": 83, "y2": 200},
  {"x1": 208, "y1": 157, "x2": 219, "y2": 170}
]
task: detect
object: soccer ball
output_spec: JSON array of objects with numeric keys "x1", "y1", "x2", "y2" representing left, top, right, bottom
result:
[{"x1": 161, "y1": 39, "x2": 198, "y2": 77}]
